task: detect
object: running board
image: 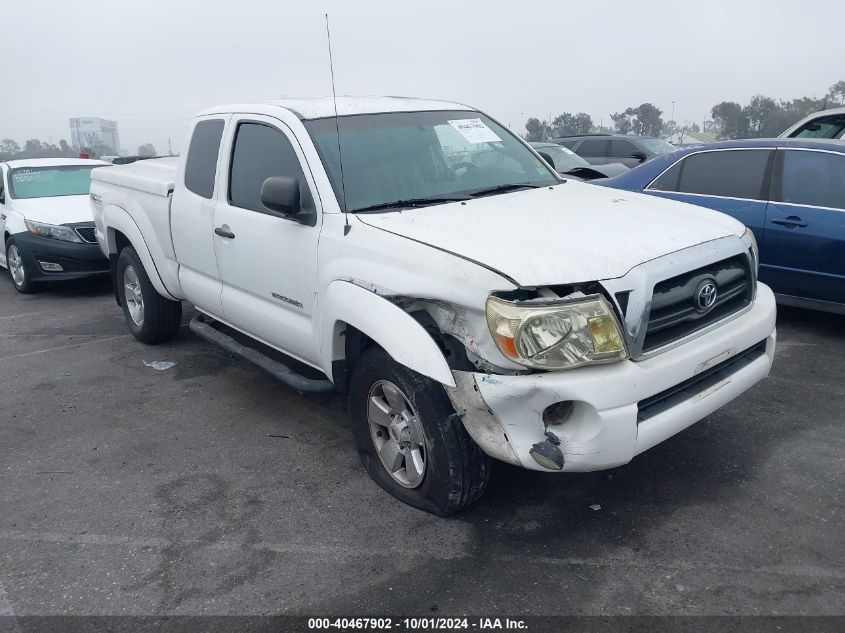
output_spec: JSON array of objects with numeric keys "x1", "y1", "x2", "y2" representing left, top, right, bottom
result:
[{"x1": 189, "y1": 315, "x2": 335, "y2": 394}]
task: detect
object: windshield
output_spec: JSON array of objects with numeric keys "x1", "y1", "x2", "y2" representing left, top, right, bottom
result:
[
  {"x1": 8, "y1": 165, "x2": 100, "y2": 199},
  {"x1": 304, "y1": 110, "x2": 559, "y2": 212},
  {"x1": 534, "y1": 145, "x2": 590, "y2": 171},
  {"x1": 637, "y1": 138, "x2": 676, "y2": 155},
  {"x1": 792, "y1": 117, "x2": 845, "y2": 139}
]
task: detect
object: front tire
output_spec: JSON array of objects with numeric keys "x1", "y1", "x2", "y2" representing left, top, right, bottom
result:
[
  {"x1": 5, "y1": 237, "x2": 36, "y2": 294},
  {"x1": 348, "y1": 347, "x2": 490, "y2": 515},
  {"x1": 117, "y1": 246, "x2": 182, "y2": 344}
]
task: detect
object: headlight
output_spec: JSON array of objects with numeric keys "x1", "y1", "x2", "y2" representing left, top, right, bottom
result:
[
  {"x1": 25, "y1": 219, "x2": 83, "y2": 243},
  {"x1": 742, "y1": 228, "x2": 759, "y2": 276},
  {"x1": 485, "y1": 294, "x2": 628, "y2": 370}
]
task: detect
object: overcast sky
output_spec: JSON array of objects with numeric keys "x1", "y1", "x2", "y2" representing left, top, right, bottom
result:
[{"x1": 2, "y1": 0, "x2": 842, "y2": 154}]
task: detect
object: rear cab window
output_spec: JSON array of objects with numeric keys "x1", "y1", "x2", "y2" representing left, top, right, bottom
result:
[
  {"x1": 184, "y1": 119, "x2": 225, "y2": 198},
  {"x1": 648, "y1": 149, "x2": 773, "y2": 200}
]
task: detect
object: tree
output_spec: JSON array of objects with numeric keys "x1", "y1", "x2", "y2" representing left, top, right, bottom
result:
[
  {"x1": 825, "y1": 80, "x2": 845, "y2": 106},
  {"x1": 0, "y1": 138, "x2": 20, "y2": 159},
  {"x1": 612, "y1": 104, "x2": 663, "y2": 136},
  {"x1": 524, "y1": 118, "x2": 550, "y2": 142},
  {"x1": 610, "y1": 111, "x2": 633, "y2": 134},
  {"x1": 24, "y1": 139, "x2": 45, "y2": 157},
  {"x1": 631, "y1": 103, "x2": 663, "y2": 136},
  {"x1": 138, "y1": 143, "x2": 156, "y2": 157},
  {"x1": 59, "y1": 139, "x2": 72, "y2": 156},
  {"x1": 711, "y1": 101, "x2": 748, "y2": 140},
  {"x1": 551, "y1": 112, "x2": 593, "y2": 137},
  {"x1": 744, "y1": 95, "x2": 780, "y2": 137}
]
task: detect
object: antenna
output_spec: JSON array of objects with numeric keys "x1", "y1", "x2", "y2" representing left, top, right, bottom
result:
[{"x1": 325, "y1": 14, "x2": 350, "y2": 236}]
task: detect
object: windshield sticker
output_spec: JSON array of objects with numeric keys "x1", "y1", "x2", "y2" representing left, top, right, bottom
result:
[{"x1": 448, "y1": 118, "x2": 502, "y2": 144}]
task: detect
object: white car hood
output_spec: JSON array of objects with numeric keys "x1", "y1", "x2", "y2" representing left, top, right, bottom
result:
[
  {"x1": 9, "y1": 195, "x2": 94, "y2": 225},
  {"x1": 357, "y1": 181, "x2": 745, "y2": 286}
]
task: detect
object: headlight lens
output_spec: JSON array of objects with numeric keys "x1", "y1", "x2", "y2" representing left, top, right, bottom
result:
[
  {"x1": 742, "y1": 228, "x2": 759, "y2": 276},
  {"x1": 485, "y1": 294, "x2": 628, "y2": 370},
  {"x1": 25, "y1": 219, "x2": 83, "y2": 243}
]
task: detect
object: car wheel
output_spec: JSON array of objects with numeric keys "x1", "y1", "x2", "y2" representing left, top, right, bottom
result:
[
  {"x1": 5, "y1": 237, "x2": 36, "y2": 294},
  {"x1": 117, "y1": 246, "x2": 182, "y2": 344},
  {"x1": 348, "y1": 346, "x2": 490, "y2": 515}
]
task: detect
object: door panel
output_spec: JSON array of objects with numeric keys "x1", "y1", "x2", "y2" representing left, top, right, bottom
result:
[
  {"x1": 762, "y1": 149, "x2": 845, "y2": 303},
  {"x1": 647, "y1": 191, "x2": 768, "y2": 245},
  {"x1": 171, "y1": 116, "x2": 229, "y2": 315},
  {"x1": 763, "y1": 203, "x2": 845, "y2": 302},
  {"x1": 213, "y1": 115, "x2": 322, "y2": 366}
]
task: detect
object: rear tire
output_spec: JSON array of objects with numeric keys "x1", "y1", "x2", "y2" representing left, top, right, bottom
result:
[
  {"x1": 117, "y1": 246, "x2": 182, "y2": 344},
  {"x1": 348, "y1": 347, "x2": 490, "y2": 516},
  {"x1": 5, "y1": 237, "x2": 36, "y2": 294}
]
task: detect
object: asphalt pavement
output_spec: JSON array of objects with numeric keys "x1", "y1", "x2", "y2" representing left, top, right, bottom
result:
[{"x1": 0, "y1": 275, "x2": 842, "y2": 617}]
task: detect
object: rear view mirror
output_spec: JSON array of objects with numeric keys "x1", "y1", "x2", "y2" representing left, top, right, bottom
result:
[
  {"x1": 260, "y1": 176, "x2": 315, "y2": 225},
  {"x1": 630, "y1": 151, "x2": 648, "y2": 162}
]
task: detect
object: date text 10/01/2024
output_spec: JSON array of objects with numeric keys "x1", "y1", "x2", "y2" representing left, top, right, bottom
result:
[{"x1": 307, "y1": 617, "x2": 528, "y2": 630}]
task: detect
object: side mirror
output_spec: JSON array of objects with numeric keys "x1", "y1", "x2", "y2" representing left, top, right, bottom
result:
[
  {"x1": 260, "y1": 176, "x2": 315, "y2": 225},
  {"x1": 0, "y1": 188, "x2": 4, "y2": 205},
  {"x1": 537, "y1": 151, "x2": 555, "y2": 169},
  {"x1": 630, "y1": 151, "x2": 648, "y2": 163}
]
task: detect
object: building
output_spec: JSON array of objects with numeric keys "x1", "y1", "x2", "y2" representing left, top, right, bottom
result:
[{"x1": 69, "y1": 117, "x2": 121, "y2": 155}]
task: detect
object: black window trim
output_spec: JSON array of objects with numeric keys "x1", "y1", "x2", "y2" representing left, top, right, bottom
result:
[
  {"x1": 771, "y1": 147, "x2": 845, "y2": 212},
  {"x1": 645, "y1": 147, "x2": 777, "y2": 203},
  {"x1": 225, "y1": 118, "x2": 319, "y2": 223}
]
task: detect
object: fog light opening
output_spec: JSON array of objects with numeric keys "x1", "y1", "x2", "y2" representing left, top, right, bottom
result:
[
  {"x1": 529, "y1": 430, "x2": 564, "y2": 471},
  {"x1": 543, "y1": 400, "x2": 574, "y2": 426},
  {"x1": 38, "y1": 261, "x2": 64, "y2": 272}
]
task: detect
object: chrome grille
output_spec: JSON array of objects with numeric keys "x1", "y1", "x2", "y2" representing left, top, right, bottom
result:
[
  {"x1": 642, "y1": 255, "x2": 752, "y2": 353},
  {"x1": 74, "y1": 226, "x2": 97, "y2": 243}
]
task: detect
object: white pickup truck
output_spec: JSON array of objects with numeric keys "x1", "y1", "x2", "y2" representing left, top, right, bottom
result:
[{"x1": 91, "y1": 97, "x2": 777, "y2": 515}]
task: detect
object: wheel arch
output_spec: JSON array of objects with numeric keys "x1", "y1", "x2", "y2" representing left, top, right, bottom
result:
[
  {"x1": 321, "y1": 281, "x2": 455, "y2": 390},
  {"x1": 104, "y1": 204, "x2": 179, "y2": 301}
]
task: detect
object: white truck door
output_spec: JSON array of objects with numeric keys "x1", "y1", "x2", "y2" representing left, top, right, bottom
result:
[
  {"x1": 211, "y1": 114, "x2": 322, "y2": 366},
  {"x1": 171, "y1": 115, "x2": 230, "y2": 316}
]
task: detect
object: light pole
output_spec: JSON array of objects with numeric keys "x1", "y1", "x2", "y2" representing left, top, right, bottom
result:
[{"x1": 671, "y1": 100, "x2": 676, "y2": 123}]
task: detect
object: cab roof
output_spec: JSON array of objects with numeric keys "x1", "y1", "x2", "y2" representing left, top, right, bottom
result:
[{"x1": 198, "y1": 96, "x2": 474, "y2": 120}]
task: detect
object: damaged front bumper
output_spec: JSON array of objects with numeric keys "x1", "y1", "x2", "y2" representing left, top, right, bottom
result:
[{"x1": 445, "y1": 283, "x2": 777, "y2": 472}]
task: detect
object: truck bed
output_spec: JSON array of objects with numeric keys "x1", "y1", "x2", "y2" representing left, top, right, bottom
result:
[{"x1": 92, "y1": 157, "x2": 178, "y2": 197}]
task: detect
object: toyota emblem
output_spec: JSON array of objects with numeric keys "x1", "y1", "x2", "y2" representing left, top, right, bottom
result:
[{"x1": 694, "y1": 278, "x2": 718, "y2": 312}]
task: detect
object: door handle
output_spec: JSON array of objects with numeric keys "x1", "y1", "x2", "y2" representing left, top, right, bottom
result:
[
  {"x1": 771, "y1": 216, "x2": 807, "y2": 228},
  {"x1": 214, "y1": 227, "x2": 235, "y2": 239}
]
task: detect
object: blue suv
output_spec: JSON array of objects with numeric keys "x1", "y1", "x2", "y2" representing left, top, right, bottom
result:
[{"x1": 599, "y1": 139, "x2": 845, "y2": 314}]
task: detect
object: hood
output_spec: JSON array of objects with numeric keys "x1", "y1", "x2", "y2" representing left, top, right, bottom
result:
[
  {"x1": 356, "y1": 181, "x2": 745, "y2": 286},
  {"x1": 9, "y1": 195, "x2": 94, "y2": 225}
]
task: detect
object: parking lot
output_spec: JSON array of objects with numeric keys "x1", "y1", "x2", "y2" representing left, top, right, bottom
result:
[{"x1": 0, "y1": 275, "x2": 842, "y2": 617}]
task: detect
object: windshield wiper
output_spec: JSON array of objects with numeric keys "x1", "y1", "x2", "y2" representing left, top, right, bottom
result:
[
  {"x1": 468, "y1": 183, "x2": 544, "y2": 198},
  {"x1": 352, "y1": 196, "x2": 469, "y2": 213}
]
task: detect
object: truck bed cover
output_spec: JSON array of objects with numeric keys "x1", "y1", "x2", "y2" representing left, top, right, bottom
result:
[{"x1": 92, "y1": 157, "x2": 178, "y2": 197}]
